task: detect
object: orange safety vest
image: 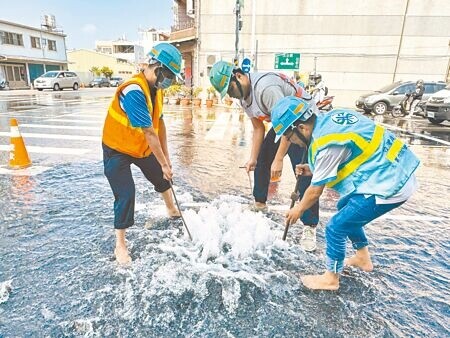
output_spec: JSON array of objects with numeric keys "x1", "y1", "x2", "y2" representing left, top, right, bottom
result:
[{"x1": 102, "y1": 72, "x2": 163, "y2": 158}]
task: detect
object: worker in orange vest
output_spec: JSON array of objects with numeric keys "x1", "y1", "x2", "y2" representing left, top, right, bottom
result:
[{"x1": 102, "y1": 42, "x2": 182, "y2": 264}]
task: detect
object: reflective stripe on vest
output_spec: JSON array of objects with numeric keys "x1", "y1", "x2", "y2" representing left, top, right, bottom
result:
[
  {"x1": 310, "y1": 124, "x2": 386, "y2": 188},
  {"x1": 102, "y1": 72, "x2": 163, "y2": 158}
]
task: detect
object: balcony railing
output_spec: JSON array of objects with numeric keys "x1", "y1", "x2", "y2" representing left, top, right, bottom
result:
[
  {"x1": 171, "y1": 21, "x2": 194, "y2": 32},
  {"x1": 170, "y1": 22, "x2": 196, "y2": 42}
]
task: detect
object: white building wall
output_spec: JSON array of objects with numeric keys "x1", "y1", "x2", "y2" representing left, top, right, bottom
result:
[
  {"x1": 0, "y1": 21, "x2": 67, "y2": 61},
  {"x1": 196, "y1": 0, "x2": 450, "y2": 108}
]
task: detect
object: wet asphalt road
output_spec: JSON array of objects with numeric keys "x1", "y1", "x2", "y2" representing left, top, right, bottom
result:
[{"x1": 0, "y1": 88, "x2": 449, "y2": 336}]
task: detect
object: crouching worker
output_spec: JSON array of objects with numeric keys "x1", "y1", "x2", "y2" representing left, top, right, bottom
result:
[
  {"x1": 102, "y1": 42, "x2": 183, "y2": 264},
  {"x1": 271, "y1": 96, "x2": 420, "y2": 290}
]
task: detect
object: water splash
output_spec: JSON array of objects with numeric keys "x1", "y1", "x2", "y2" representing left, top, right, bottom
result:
[{"x1": 0, "y1": 279, "x2": 12, "y2": 304}]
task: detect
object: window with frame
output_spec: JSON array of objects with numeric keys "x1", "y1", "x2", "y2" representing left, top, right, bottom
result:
[
  {"x1": 30, "y1": 36, "x2": 41, "y2": 49},
  {"x1": 48, "y1": 39, "x2": 57, "y2": 51},
  {"x1": 1, "y1": 31, "x2": 24, "y2": 46},
  {"x1": 396, "y1": 84, "x2": 415, "y2": 95}
]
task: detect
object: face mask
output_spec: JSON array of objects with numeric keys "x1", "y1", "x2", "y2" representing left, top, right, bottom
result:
[
  {"x1": 157, "y1": 76, "x2": 173, "y2": 89},
  {"x1": 155, "y1": 67, "x2": 174, "y2": 89}
]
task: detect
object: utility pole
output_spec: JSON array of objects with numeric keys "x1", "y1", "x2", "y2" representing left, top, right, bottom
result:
[{"x1": 233, "y1": 0, "x2": 243, "y2": 66}]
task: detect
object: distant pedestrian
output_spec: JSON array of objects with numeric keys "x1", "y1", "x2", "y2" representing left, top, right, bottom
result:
[
  {"x1": 407, "y1": 79, "x2": 425, "y2": 118},
  {"x1": 102, "y1": 42, "x2": 182, "y2": 264}
]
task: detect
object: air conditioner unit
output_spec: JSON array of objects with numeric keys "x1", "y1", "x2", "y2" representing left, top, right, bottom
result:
[
  {"x1": 186, "y1": 0, "x2": 195, "y2": 18},
  {"x1": 206, "y1": 54, "x2": 219, "y2": 67},
  {"x1": 206, "y1": 54, "x2": 220, "y2": 77}
]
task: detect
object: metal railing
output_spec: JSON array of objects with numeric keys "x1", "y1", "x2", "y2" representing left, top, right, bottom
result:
[{"x1": 171, "y1": 21, "x2": 194, "y2": 32}]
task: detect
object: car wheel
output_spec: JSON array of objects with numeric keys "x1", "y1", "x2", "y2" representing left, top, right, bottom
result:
[
  {"x1": 73, "y1": 83, "x2": 79, "y2": 91},
  {"x1": 427, "y1": 117, "x2": 444, "y2": 125},
  {"x1": 372, "y1": 101, "x2": 387, "y2": 115},
  {"x1": 53, "y1": 83, "x2": 60, "y2": 91},
  {"x1": 37, "y1": 88, "x2": 43, "y2": 91}
]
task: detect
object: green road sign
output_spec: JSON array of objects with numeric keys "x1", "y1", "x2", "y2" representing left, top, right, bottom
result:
[{"x1": 274, "y1": 53, "x2": 300, "y2": 70}]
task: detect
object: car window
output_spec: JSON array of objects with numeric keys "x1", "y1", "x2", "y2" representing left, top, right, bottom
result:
[
  {"x1": 424, "y1": 83, "x2": 446, "y2": 93},
  {"x1": 64, "y1": 72, "x2": 72, "y2": 77},
  {"x1": 424, "y1": 84, "x2": 435, "y2": 93},
  {"x1": 378, "y1": 82, "x2": 401, "y2": 92},
  {"x1": 57, "y1": 73, "x2": 65, "y2": 78},
  {"x1": 42, "y1": 71, "x2": 58, "y2": 78},
  {"x1": 436, "y1": 83, "x2": 446, "y2": 91},
  {"x1": 395, "y1": 84, "x2": 415, "y2": 95}
]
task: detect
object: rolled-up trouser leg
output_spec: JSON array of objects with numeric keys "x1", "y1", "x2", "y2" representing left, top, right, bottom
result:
[
  {"x1": 325, "y1": 194, "x2": 405, "y2": 273},
  {"x1": 133, "y1": 153, "x2": 171, "y2": 193}
]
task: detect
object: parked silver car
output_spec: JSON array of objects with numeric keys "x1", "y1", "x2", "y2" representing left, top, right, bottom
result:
[
  {"x1": 355, "y1": 81, "x2": 446, "y2": 115},
  {"x1": 34, "y1": 71, "x2": 81, "y2": 91}
]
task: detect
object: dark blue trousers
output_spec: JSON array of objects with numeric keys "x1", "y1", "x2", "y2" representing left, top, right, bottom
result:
[
  {"x1": 103, "y1": 143, "x2": 170, "y2": 229},
  {"x1": 253, "y1": 128, "x2": 319, "y2": 226}
]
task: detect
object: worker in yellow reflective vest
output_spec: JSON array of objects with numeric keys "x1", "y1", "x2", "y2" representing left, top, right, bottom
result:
[
  {"x1": 102, "y1": 42, "x2": 182, "y2": 264},
  {"x1": 272, "y1": 96, "x2": 420, "y2": 290}
]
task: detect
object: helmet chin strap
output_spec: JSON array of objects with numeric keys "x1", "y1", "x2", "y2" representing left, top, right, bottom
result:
[
  {"x1": 293, "y1": 126, "x2": 310, "y2": 147},
  {"x1": 230, "y1": 76, "x2": 244, "y2": 99},
  {"x1": 235, "y1": 79, "x2": 244, "y2": 98}
]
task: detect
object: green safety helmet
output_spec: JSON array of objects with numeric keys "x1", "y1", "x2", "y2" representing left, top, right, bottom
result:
[
  {"x1": 209, "y1": 61, "x2": 235, "y2": 98},
  {"x1": 148, "y1": 42, "x2": 182, "y2": 79},
  {"x1": 272, "y1": 96, "x2": 316, "y2": 143}
]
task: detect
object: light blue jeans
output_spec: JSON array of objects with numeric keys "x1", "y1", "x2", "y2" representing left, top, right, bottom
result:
[{"x1": 325, "y1": 194, "x2": 405, "y2": 273}]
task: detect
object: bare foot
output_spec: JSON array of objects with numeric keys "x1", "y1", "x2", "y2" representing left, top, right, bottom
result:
[
  {"x1": 114, "y1": 247, "x2": 132, "y2": 265},
  {"x1": 167, "y1": 207, "x2": 181, "y2": 218},
  {"x1": 344, "y1": 255, "x2": 373, "y2": 272},
  {"x1": 301, "y1": 272, "x2": 339, "y2": 290}
]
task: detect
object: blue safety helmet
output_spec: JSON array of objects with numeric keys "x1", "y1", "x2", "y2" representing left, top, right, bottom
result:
[
  {"x1": 148, "y1": 42, "x2": 182, "y2": 80},
  {"x1": 272, "y1": 96, "x2": 316, "y2": 143},
  {"x1": 209, "y1": 61, "x2": 235, "y2": 98}
]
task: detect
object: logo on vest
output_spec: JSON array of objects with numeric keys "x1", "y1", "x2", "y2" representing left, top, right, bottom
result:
[{"x1": 331, "y1": 111, "x2": 359, "y2": 125}]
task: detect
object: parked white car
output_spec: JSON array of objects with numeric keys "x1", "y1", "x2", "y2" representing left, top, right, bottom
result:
[
  {"x1": 109, "y1": 77, "x2": 124, "y2": 87},
  {"x1": 34, "y1": 71, "x2": 80, "y2": 91}
]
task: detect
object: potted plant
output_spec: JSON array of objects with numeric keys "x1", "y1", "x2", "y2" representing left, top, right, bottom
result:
[
  {"x1": 180, "y1": 85, "x2": 191, "y2": 106},
  {"x1": 206, "y1": 86, "x2": 216, "y2": 108},
  {"x1": 192, "y1": 86, "x2": 202, "y2": 107},
  {"x1": 165, "y1": 84, "x2": 181, "y2": 105},
  {"x1": 224, "y1": 94, "x2": 233, "y2": 106}
]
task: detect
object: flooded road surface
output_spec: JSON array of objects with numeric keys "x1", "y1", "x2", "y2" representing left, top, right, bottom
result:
[{"x1": 0, "y1": 89, "x2": 449, "y2": 337}]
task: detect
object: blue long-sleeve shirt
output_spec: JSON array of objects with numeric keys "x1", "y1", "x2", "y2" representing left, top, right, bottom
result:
[{"x1": 119, "y1": 84, "x2": 153, "y2": 128}]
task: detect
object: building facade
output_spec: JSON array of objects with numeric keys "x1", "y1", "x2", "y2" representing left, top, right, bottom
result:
[
  {"x1": 0, "y1": 19, "x2": 68, "y2": 89},
  {"x1": 138, "y1": 28, "x2": 170, "y2": 59},
  {"x1": 95, "y1": 38, "x2": 145, "y2": 66},
  {"x1": 67, "y1": 49, "x2": 135, "y2": 85},
  {"x1": 170, "y1": 0, "x2": 450, "y2": 106}
]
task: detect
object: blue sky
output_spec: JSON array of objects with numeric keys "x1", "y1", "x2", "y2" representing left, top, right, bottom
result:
[{"x1": 0, "y1": 0, "x2": 173, "y2": 49}]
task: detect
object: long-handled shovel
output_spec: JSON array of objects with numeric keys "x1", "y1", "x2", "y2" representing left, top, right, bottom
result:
[
  {"x1": 282, "y1": 149, "x2": 308, "y2": 241},
  {"x1": 239, "y1": 166, "x2": 253, "y2": 196},
  {"x1": 169, "y1": 180, "x2": 193, "y2": 241}
]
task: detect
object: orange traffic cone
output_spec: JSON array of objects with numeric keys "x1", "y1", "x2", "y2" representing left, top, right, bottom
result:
[{"x1": 9, "y1": 118, "x2": 32, "y2": 169}]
